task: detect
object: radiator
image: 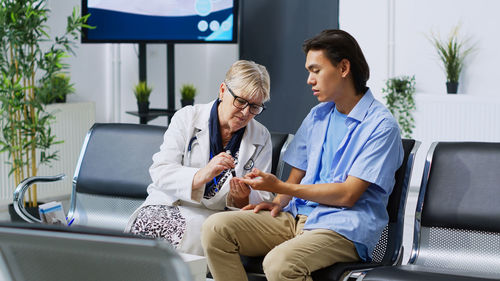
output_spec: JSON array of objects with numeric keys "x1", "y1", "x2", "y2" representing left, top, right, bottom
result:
[
  {"x1": 410, "y1": 94, "x2": 500, "y2": 190},
  {"x1": 0, "y1": 102, "x2": 95, "y2": 207}
]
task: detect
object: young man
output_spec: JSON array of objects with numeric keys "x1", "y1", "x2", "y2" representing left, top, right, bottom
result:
[{"x1": 201, "y1": 29, "x2": 403, "y2": 281}]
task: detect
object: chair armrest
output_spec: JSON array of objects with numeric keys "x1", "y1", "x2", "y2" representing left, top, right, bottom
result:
[{"x1": 13, "y1": 174, "x2": 66, "y2": 223}]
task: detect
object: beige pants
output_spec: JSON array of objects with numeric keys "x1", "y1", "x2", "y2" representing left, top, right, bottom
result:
[{"x1": 201, "y1": 210, "x2": 360, "y2": 281}]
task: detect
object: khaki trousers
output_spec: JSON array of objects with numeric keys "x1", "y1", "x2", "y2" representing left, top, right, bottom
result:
[{"x1": 201, "y1": 210, "x2": 360, "y2": 281}]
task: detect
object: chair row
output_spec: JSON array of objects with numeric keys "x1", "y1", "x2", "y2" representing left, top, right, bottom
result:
[{"x1": 13, "y1": 123, "x2": 500, "y2": 280}]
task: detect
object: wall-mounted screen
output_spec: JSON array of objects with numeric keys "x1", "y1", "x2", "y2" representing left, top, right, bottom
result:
[{"x1": 81, "y1": 0, "x2": 238, "y2": 43}]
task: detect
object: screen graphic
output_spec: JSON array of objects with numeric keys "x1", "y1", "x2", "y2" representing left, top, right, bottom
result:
[{"x1": 82, "y1": 0, "x2": 237, "y2": 43}]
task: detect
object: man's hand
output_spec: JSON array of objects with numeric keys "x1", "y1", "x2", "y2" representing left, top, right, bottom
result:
[
  {"x1": 242, "y1": 201, "x2": 283, "y2": 217},
  {"x1": 240, "y1": 168, "x2": 281, "y2": 192}
]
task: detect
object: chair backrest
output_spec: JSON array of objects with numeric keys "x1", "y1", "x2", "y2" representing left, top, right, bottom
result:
[
  {"x1": 270, "y1": 132, "x2": 294, "y2": 179},
  {"x1": 370, "y1": 139, "x2": 420, "y2": 264},
  {"x1": 68, "y1": 123, "x2": 167, "y2": 230},
  {"x1": 410, "y1": 142, "x2": 500, "y2": 275},
  {"x1": 0, "y1": 222, "x2": 192, "y2": 281}
]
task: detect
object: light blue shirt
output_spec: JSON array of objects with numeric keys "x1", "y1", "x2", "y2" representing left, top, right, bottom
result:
[
  {"x1": 296, "y1": 107, "x2": 348, "y2": 216},
  {"x1": 282, "y1": 89, "x2": 403, "y2": 261}
]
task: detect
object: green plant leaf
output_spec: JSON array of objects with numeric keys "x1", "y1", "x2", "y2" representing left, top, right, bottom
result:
[{"x1": 382, "y1": 75, "x2": 416, "y2": 138}]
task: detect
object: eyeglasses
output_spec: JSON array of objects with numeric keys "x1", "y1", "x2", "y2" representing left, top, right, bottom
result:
[{"x1": 225, "y1": 84, "x2": 266, "y2": 115}]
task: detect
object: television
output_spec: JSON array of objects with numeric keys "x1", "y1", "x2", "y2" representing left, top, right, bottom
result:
[{"x1": 81, "y1": 0, "x2": 239, "y2": 43}]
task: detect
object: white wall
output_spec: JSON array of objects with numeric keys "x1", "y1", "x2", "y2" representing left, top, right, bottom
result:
[
  {"x1": 340, "y1": 0, "x2": 500, "y2": 184},
  {"x1": 48, "y1": 0, "x2": 238, "y2": 126},
  {"x1": 339, "y1": 0, "x2": 500, "y2": 98}
]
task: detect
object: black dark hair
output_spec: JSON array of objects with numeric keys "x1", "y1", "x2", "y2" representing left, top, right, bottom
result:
[{"x1": 303, "y1": 29, "x2": 370, "y2": 95}]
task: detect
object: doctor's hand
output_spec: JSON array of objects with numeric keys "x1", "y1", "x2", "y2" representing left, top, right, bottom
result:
[
  {"x1": 192, "y1": 152, "x2": 235, "y2": 189},
  {"x1": 239, "y1": 168, "x2": 281, "y2": 193},
  {"x1": 229, "y1": 178, "x2": 251, "y2": 199},
  {"x1": 242, "y1": 201, "x2": 283, "y2": 217},
  {"x1": 229, "y1": 178, "x2": 251, "y2": 208}
]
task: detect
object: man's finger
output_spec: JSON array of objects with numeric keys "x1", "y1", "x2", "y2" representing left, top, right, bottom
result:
[
  {"x1": 241, "y1": 204, "x2": 255, "y2": 210},
  {"x1": 251, "y1": 168, "x2": 264, "y2": 176},
  {"x1": 239, "y1": 178, "x2": 254, "y2": 186},
  {"x1": 253, "y1": 203, "x2": 271, "y2": 213},
  {"x1": 270, "y1": 205, "x2": 281, "y2": 217}
]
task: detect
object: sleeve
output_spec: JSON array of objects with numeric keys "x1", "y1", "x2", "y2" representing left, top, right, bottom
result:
[
  {"x1": 148, "y1": 107, "x2": 202, "y2": 203},
  {"x1": 282, "y1": 110, "x2": 314, "y2": 171},
  {"x1": 348, "y1": 122, "x2": 404, "y2": 194}
]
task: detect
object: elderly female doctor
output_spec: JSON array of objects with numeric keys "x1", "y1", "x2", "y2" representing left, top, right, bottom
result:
[{"x1": 127, "y1": 60, "x2": 274, "y2": 256}]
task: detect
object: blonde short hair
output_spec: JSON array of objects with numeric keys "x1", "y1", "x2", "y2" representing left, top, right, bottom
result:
[{"x1": 224, "y1": 60, "x2": 270, "y2": 103}]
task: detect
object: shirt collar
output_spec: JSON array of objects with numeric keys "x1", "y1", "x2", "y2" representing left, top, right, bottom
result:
[
  {"x1": 346, "y1": 88, "x2": 374, "y2": 123},
  {"x1": 312, "y1": 88, "x2": 375, "y2": 123}
]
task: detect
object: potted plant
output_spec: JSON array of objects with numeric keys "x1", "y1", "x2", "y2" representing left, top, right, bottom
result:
[
  {"x1": 429, "y1": 25, "x2": 475, "y2": 94},
  {"x1": 180, "y1": 83, "x2": 197, "y2": 107},
  {"x1": 134, "y1": 81, "x2": 153, "y2": 113},
  {"x1": 0, "y1": 0, "x2": 91, "y2": 216},
  {"x1": 382, "y1": 75, "x2": 416, "y2": 138},
  {"x1": 36, "y1": 73, "x2": 75, "y2": 104}
]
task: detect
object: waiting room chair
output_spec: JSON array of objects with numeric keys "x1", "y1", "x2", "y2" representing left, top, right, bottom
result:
[
  {"x1": 13, "y1": 123, "x2": 294, "y2": 232},
  {"x1": 14, "y1": 123, "x2": 166, "y2": 230},
  {"x1": 270, "y1": 132, "x2": 294, "y2": 181},
  {"x1": 241, "y1": 139, "x2": 420, "y2": 281},
  {"x1": 359, "y1": 142, "x2": 500, "y2": 281},
  {"x1": 0, "y1": 222, "x2": 192, "y2": 281}
]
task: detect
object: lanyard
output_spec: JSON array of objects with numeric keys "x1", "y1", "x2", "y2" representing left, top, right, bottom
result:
[{"x1": 209, "y1": 151, "x2": 219, "y2": 188}]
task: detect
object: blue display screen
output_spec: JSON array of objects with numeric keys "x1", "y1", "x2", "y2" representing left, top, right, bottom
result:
[{"x1": 82, "y1": 0, "x2": 238, "y2": 43}]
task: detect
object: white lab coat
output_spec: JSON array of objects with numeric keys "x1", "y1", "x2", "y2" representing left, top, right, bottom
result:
[{"x1": 126, "y1": 101, "x2": 274, "y2": 256}]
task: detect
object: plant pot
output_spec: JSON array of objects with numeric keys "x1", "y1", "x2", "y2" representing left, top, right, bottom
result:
[
  {"x1": 137, "y1": 101, "x2": 150, "y2": 114},
  {"x1": 181, "y1": 99, "x2": 194, "y2": 107},
  {"x1": 8, "y1": 202, "x2": 42, "y2": 222},
  {"x1": 446, "y1": 82, "x2": 458, "y2": 94}
]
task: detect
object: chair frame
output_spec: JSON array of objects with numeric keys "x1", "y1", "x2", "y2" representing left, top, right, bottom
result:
[{"x1": 408, "y1": 141, "x2": 437, "y2": 264}]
